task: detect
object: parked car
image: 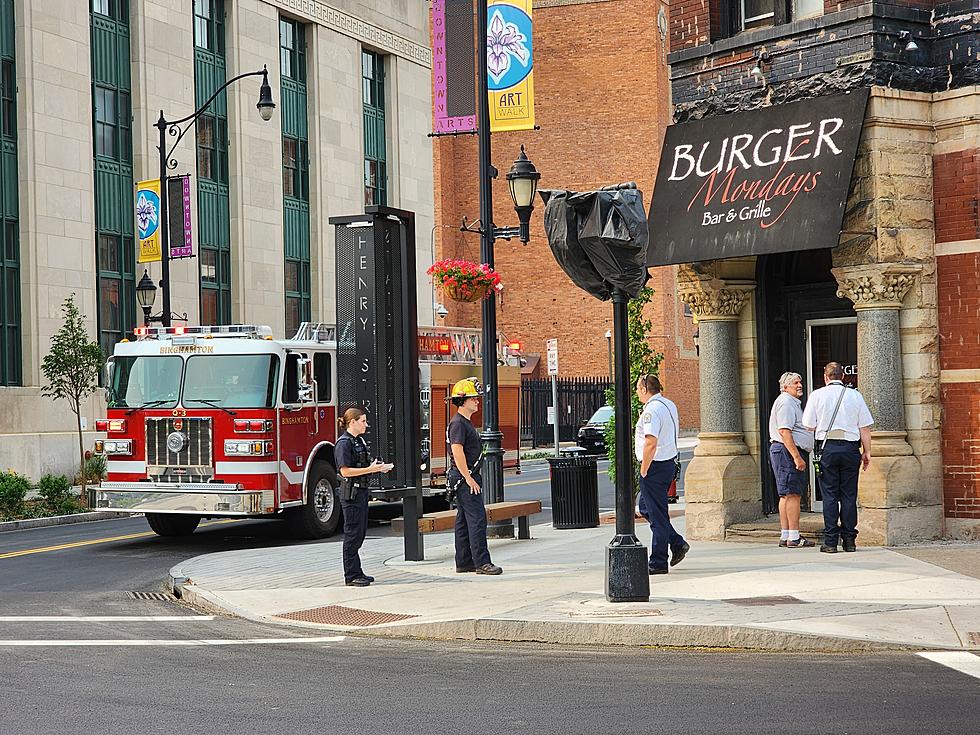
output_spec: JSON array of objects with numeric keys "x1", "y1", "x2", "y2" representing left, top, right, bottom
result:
[{"x1": 577, "y1": 405, "x2": 613, "y2": 455}]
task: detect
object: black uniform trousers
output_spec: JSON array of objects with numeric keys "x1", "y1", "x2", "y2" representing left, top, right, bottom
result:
[
  {"x1": 340, "y1": 486, "x2": 369, "y2": 582},
  {"x1": 819, "y1": 440, "x2": 862, "y2": 546},
  {"x1": 450, "y1": 470, "x2": 491, "y2": 569}
]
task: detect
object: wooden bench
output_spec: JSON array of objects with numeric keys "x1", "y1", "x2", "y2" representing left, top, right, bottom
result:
[{"x1": 391, "y1": 500, "x2": 542, "y2": 539}]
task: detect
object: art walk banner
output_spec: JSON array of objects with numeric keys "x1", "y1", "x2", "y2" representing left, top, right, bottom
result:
[
  {"x1": 135, "y1": 178, "x2": 162, "y2": 263},
  {"x1": 647, "y1": 89, "x2": 869, "y2": 266},
  {"x1": 487, "y1": 0, "x2": 534, "y2": 133},
  {"x1": 430, "y1": 0, "x2": 535, "y2": 135}
]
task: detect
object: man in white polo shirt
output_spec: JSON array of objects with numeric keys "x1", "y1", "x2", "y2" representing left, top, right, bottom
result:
[
  {"x1": 802, "y1": 362, "x2": 874, "y2": 553},
  {"x1": 635, "y1": 374, "x2": 689, "y2": 575},
  {"x1": 769, "y1": 371, "x2": 816, "y2": 548}
]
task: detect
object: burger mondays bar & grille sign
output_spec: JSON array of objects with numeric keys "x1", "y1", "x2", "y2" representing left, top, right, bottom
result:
[{"x1": 648, "y1": 89, "x2": 869, "y2": 266}]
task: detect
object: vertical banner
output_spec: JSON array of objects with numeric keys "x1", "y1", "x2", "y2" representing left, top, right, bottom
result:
[
  {"x1": 135, "y1": 179, "x2": 162, "y2": 263},
  {"x1": 167, "y1": 175, "x2": 194, "y2": 258},
  {"x1": 488, "y1": 0, "x2": 534, "y2": 132},
  {"x1": 432, "y1": 0, "x2": 477, "y2": 134}
]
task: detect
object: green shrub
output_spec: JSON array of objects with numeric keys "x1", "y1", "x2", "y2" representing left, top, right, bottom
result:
[
  {"x1": 0, "y1": 471, "x2": 31, "y2": 518},
  {"x1": 37, "y1": 473, "x2": 82, "y2": 515},
  {"x1": 73, "y1": 454, "x2": 107, "y2": 486}
]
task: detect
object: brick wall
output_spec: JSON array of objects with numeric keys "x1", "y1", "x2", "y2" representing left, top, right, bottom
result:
[
  {"x1": 933, "y1": 150, "x2": 980, "y2": 245},
  {"x1": 936, "y1": 145, "x2": 980, "y2": 521},
  {"x1": 432, "y1": 0, "x2": 701, "y2": 428}
]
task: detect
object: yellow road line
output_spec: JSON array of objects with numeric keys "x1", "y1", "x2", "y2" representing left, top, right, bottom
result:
[{"x1": 0, "y1": 519, "x2": 242, "y2": 560}]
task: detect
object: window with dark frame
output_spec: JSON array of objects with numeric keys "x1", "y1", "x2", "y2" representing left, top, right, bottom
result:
[
  {"x1": 194, "y1": 0, "x2": 231, "y2": 326},
  {"x1": 362, "y1": 49, "x2": 387, "y2": 207},
  {"x1": 280, "y1": 16, "x2": 311, "y2": 337},
  {"x1": 720, "y1": 0, "x2": 820, "y2": 37},
  {"x1": 0, "y1": 2, "x2": 20, "y2": 385},
  {"x1": 91, "y1": 1, "x2": 135, "y2": 357}
]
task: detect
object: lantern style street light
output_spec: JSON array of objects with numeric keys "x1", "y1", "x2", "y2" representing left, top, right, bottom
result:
[
  {"x1": 148, "y1": 66, "x2": 275, "y2": 327},
  {"x1": 136, "y1": 269, "x2": 158, "y2": 326},
  {"x1": 506, "y1": 146, "x2": 541, "y2": 244}
]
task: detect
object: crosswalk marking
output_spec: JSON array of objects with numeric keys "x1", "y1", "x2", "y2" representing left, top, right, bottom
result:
[
  {"x1": 917, "y1": 651, "x2": 980, "y2": 682},
  {"x1": 0, "y1": 636, "x2": 346, "y2": 647},
  {"x1": 0, "y1": 616, "x2": 215, "y2": 622}
]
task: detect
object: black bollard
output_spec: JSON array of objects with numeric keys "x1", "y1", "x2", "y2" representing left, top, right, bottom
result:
[{"x1": 605, "y1": 289, "x2": 651, "y2": 602}]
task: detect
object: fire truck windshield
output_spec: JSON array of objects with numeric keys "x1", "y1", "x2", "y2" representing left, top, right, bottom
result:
[
  {"x1": 183, "y1": 354, "x2": 280, "y2": 409},
  {"x1": 109, "y1": 356, "x2": 182, "y2": 409}
]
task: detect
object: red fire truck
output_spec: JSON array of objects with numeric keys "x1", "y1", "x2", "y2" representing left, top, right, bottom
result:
[{"x1": 96, "y1": 323, "x2": 523, "y2": 539}]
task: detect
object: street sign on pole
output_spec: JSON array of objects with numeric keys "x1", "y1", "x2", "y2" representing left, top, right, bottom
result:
[
  {"x1": 547, "y1": 338, "x2": 559, "y2": 454},
  {"x1": 546, "y1": 338, "x2": 558, "y2": 376}
]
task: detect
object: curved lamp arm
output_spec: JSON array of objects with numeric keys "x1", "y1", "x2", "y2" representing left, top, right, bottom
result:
[{"x1": 157, "y1": 66, "x2": 273, "y2": 171}]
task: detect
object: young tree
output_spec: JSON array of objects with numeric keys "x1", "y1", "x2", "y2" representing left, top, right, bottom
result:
[
  {"x1": 41, "y1": 295, "x2": 105, "y2": 496},
  {"x1": 604, "y1": 286, "x2": 664, "y2": 487}
]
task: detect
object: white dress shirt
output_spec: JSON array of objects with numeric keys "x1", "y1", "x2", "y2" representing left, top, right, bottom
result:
[
  {"x1": 634, "y1": 394, "x2": 680, "y2": 462},
  {"x1": 801, "y1": 381, "x2": 874, "y2": 441}
]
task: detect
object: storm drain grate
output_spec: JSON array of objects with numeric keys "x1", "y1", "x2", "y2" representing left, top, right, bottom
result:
[
  {"x1": 127, "y1": 591, "x2": 177, "y2": 602},
  {"x1": 276, "y1": 605, "x2": 418, "y2": 627},
  {"x1": 969, "y1": 632, "x2": 980, "y2": 646},
  {"x1": 722, "y1": 595, "x2": 808, "y2": 607}
]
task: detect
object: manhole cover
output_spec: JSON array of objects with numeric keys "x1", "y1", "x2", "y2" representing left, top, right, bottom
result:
[
  {"x1": 969, "y1": 632, "x2": 980, "y2": 646},
  {"x1": 276, "y1": 605, "x2": 418, "y2": 627},
  {"x1": 127, "y1": 591, "x2": 177, "y2": 601},
  {"x1": 722, "y1": 595, "x2": 807, "y2": 606}
]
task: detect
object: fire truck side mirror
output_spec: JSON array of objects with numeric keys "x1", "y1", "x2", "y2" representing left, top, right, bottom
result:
[
  {"x1": 102, "y1": 360, "x2": 115, "y2": 403},
  {"x1": 297, "y1": 357, "x2": 314, "y2": 403}
]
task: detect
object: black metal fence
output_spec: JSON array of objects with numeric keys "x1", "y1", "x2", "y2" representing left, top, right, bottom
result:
[{"x1": 521, "y1": 377, "x2": 611, "y2": 448}]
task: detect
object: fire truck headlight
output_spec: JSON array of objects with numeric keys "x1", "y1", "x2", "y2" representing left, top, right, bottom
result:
[
  {"x1": 102, "y1": 440, "x2": 132, "y2": 455},
  {"x1": 225, "y1": 440, "x2": 254, "y2": 455}
]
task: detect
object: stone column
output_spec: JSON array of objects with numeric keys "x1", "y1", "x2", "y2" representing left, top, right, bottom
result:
[
  {"x1": 677, "y1": 264, "x2": 759, "y2": 540},
  {"x1": 833, "y1": 264, "x2": 942, "y2": 544}
]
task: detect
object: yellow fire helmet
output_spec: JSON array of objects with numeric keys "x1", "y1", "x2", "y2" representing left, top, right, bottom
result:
[{"x1": 449, "y1": 377, "x2": 484, "y2": 400}]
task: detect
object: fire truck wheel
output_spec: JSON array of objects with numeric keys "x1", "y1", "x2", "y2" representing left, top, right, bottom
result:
[
  {"x1": 286, "y1": 461, "x2": 341, "y2": 539},
  {"x1": 145, "y1": 513, "x2": 201, "y2": 537}
]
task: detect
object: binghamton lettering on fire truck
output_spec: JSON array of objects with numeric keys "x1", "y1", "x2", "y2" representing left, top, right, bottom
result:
[{"x1": 95, "y1": 323, "x2": 523, "y2": 540}]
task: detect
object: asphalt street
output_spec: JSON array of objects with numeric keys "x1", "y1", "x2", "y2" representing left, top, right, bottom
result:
[
  {"x1": 2, "y1": 449, "x2": 977, "y2": 733},
  {"x1": 1, "y1": 635, "x2": 977, "y2": 735}
]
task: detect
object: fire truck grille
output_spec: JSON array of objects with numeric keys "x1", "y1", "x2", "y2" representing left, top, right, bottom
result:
[{"x1": 145, "y1": 417, "x2": 213, "y2": 474}]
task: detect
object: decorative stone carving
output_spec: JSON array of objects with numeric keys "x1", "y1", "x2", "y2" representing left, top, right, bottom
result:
[
  {"x1": 832, "y1": 264, "x2": 921, "y2": 310},
  {"x1": 679, "y1": 288, "x2": 751, "y2": 321}
]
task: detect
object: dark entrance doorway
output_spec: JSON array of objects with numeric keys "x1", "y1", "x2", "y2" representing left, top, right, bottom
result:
[{"x1": 755, "y1": 249, "x2": 855, "y2": 515}]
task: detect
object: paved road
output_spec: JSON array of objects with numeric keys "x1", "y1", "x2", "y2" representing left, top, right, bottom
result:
[
  {"x1": 1, "y1": 634, "x2": 977, "y2": 734},
  {"x1": 1, "y1": 448, "x2": 977, "y2": 732}
]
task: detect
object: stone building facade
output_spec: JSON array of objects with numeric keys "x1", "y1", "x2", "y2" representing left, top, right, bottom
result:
[
  {"x1": 661, "y1": 0, "x2": 979, "y2": 541},
  {"x1": 0, "y1": 0, "x2": 435, "y2": 479},
  {"x1": 432, "y1": 0, "x2": 701, "y2": 430}
]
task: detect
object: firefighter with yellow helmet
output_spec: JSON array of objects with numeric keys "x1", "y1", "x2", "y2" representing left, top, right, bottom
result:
[{"x1": 447, "y1": 377, "x2": 503, "y2": 575}]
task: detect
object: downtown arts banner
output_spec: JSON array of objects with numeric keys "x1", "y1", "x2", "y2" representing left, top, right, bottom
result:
[
  {"x1": 431, "y1": 0, "x2": 535, "y2": 134},
  {"x1": 648, "y1": 90, "x2": 869, "y2": 266}
]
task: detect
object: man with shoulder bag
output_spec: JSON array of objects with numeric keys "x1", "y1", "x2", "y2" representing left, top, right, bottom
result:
[
  {"x1": 635, "y1": 374, "x2": 689, "y2": 575},
  {"x1": 802, "y1": 362, "x2": 874, "y2": 553}
]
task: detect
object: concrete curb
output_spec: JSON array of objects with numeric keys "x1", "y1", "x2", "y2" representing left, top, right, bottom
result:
[
  {"x1": 0, "y1": 510, "x2": 127, "y2": 533},
  {"x1": 170, "y1": 580, "x2": 920, "y2": 654}
]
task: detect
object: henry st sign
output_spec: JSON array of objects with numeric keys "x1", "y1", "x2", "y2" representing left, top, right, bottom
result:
[{"x1": 648, "y1": 90, "x2": 869, "y2": 266}]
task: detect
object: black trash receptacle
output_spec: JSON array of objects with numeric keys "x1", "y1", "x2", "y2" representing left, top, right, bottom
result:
[{"x1": 548, "y1": 449, "x2": 599, "y2": 529}]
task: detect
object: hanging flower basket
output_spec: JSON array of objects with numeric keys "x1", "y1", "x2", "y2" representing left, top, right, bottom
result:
[{"x1": 427, "y1": 259, "x2": 502, "y2": 304}]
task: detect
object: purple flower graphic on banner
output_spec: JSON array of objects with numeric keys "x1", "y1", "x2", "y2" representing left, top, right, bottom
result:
[
  {"x1": 487, "y1": 9, "x2": 529, "y2": 85},
  {"x1": 136, "y1": 192, "x2": 158, "y2": 236}
]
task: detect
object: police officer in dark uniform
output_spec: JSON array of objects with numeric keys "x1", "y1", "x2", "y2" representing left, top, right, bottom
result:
[{"x1": 335, "y1": 407, "x2": 393, "y2": 586}]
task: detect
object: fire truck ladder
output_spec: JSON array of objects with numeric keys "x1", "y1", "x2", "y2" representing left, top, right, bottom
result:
[{"x1": 295, "y1": 322, "x2": 519, "y2": 365}]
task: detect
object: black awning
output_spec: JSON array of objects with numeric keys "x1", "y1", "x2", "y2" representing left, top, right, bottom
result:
[{"x1": 648, "y1": 89, "x2": 869, "y2": 267}]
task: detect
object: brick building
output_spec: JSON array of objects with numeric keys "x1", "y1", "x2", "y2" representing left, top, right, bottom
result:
[
  {"x1": 432, "y1": 0, "x2": 701, "y2": 430},
  {"x1": 654, "y1": 0, "x2": 979, "y2": 541}
]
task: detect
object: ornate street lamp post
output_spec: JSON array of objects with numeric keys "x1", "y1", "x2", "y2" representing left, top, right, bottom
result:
[
  {"x1": 136, "y1": 269, "x2": 158, "y2": 325},
  {"x1": 150, "y1": 66, "x2": 275, "y2": 327}
]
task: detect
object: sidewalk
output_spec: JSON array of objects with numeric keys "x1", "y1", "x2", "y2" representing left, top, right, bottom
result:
[{"x1": 169, "y1": 511, "x2": 980, "y2": 652}]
